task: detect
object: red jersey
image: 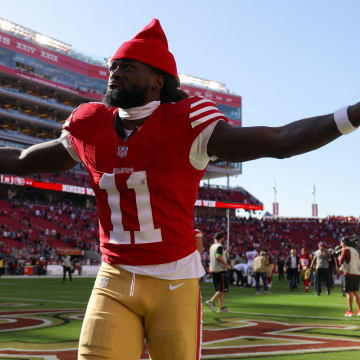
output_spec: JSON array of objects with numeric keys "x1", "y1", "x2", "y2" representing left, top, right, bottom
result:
[
  {"x1": 63, "y1": 97, "x2": 225, "y2": 265},
  {"x1": 299, "y1": 254, "x2": 311, "y2": 269}
]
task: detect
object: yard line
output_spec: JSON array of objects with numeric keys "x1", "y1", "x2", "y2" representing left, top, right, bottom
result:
[
  {"x1": 232, "y1": 310, "x2": 345, "y2": 321},
  {"x1": 2, "y1": 296, "x2": 88, "y2": 305},
  {"x1": 0, "y1": 282, "x2": 20, "y2": 285},
  {"x1": 0, "y1": 354, "x2": 59, "y2": 360}
]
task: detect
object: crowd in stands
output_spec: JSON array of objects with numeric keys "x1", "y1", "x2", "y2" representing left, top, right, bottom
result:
[
  {"x1": 0, "y1": 195, "x2": 100, "y2": 275},
  {"x1": 1, "y1": 182, "x2": 359, "y2": 277},
  {"x1": 198, "y1": 184, "x2": 262, "y2": 205},
  {"x1": 196, "y1": 214, "x2": 360, "y2": 271},
  {"x1": 29, "y1": 170, "x2": 91, "y2": 188}
]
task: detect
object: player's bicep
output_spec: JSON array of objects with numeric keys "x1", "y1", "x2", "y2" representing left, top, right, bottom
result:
[
  {"x1": 19, "y1": 139, "x2": 78, "y2": 175},
  {"x1": 207, "y1": 120, "x2": 284, "y2": 162}
]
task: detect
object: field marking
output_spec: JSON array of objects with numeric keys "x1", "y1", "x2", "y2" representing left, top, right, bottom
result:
[
  {"x1": 2, "y1": 297, "x2": 87, "y2": 305},
  {"x1": 0, "y1": 355, "x2": 59, "y2": 359},
  {"x1": 0, "y1": 283, "x2": 20, "y2": 286},
  {"x1": 0, "y1": 347, "x2": 78, "y2": 352},
  {"x1": 230, "y1": 310, "x2": 355, "y2": 321},
  {"x1": 2, "y1": 300, "x2": 355, "y2": 319},
  {"x1": 0, "y1": 316, "x2": 52, "y2": 332},
  {"x1": 204, "y1": 335, "x2": 317, "y2": 348},
  {"x1": 200, "y1": 346, "x2": 360, "y2": 359}
]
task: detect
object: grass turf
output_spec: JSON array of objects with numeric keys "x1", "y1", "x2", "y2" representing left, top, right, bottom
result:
[{"x1": 1, "y1": 275, "x2": 360, "y2": 359}]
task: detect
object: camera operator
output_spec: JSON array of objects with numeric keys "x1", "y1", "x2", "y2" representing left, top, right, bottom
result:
[{"x1": 338, "y1": 236, "x2": 360, "y2": 317}]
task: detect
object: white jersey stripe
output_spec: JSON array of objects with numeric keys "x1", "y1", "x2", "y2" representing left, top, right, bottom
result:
[
  {"x1": 191, "y1": 112, "x2": 225, "y2": 128},
  {"x1": 190, "y1": 106, "x2": 219, "y2": 118},
  {"x1": 190, "y1": 98, "x2": 216, "y2": 108}
]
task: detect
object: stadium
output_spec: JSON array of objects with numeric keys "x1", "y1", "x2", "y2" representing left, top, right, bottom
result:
[{"x1": 1, "y1": 17, "x2": 360, "y2": 360}]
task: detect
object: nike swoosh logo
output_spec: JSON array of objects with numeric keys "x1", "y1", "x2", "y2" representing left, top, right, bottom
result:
[{"x1": 169, "y1": 282, "x2": 185, "y2": 291}]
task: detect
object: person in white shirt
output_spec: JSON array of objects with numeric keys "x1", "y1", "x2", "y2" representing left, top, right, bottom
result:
[{"x1": 61, "y1": 254, "x2": 73, "y2": 284}]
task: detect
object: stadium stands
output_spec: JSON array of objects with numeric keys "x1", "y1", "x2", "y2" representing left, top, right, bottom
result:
[
  {"x1": 1, "y1": 19, "x2": 359, "y2": 277},
  {"x1": 1, "y1": 184, "x2": 360, "y2": 276}
]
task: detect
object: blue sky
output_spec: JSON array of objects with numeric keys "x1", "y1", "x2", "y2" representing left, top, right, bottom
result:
[{"x1": 2, "y1": 0, "x2": 360, "y2": 218}]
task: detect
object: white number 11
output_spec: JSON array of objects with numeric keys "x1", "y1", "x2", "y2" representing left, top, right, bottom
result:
[{"x1": 99, "y1": 171, "x2": 162, "y2": 245}]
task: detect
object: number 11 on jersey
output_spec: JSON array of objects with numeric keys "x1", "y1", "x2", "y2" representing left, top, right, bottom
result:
[{"x1": 99, "y1": 171, "x2": 162, "y2": 245}]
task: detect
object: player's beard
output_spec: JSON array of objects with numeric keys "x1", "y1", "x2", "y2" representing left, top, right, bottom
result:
[{"x1": 103, "y1": 82, "x2": 149, "y2": 109}]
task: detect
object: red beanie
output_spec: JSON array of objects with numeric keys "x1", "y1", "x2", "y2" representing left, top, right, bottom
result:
[{"x1": 110, "y1": 19, "x2": 178, "y2": 78}]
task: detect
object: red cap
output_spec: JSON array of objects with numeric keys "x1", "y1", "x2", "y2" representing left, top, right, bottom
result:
[{"x1": 110, "y1": 19, "x2": 178, "y2": 78}]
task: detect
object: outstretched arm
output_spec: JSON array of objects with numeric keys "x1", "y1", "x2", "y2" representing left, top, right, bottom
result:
[
  {"x1": 0, "y1": 139, "x2": 78, "y2": 176},
  {"x1": 208, "y1": 103, "x2": 360, "y2": 162}
]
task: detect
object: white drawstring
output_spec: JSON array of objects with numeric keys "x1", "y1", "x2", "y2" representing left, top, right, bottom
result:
[{"x1": 130, "y1": 272, "x2": 135, "y2": 296}]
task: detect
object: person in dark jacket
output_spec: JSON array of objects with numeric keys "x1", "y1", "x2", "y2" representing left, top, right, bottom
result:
[{"x1": 285, "y1": 249, "x2": 300, "y2": 292}]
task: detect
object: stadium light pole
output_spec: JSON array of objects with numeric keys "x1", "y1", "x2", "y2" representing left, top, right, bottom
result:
[
  {"x1": 272, "y1": 181, "x2": 279, "y2": 217},
  {"x1": 311, "y1": 183, "x2": 318, "y2": 217},
  {"x1": 226, "y1": 208, "x2": 230, "y2": 250},
  {"x1": 273, "y1": 182, "x2": 277, "y2": 203},
  {"x1": 312, "y1": 183, "x2": 316, "y2": 203}
]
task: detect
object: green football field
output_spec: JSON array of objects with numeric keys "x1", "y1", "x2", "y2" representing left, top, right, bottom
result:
[{"x1": 1, "y1": 275, "x2": 360, "y2": 359}]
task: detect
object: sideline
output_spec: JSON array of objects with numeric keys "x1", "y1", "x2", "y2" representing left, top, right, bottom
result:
[{"x1": 230, "y1": 310, "x2": 353, "y2": 321}]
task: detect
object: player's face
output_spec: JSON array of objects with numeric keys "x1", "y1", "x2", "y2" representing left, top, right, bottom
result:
[{"x1": 103, "y1": 59, "x2": 159, "y2": 108}]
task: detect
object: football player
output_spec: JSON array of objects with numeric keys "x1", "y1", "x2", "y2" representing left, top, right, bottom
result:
[
  {"x1": 1, "y1": 18, "x2": 360, "y2": 360},
  {"x1": 245, "y1": 245, "x2": 258, "y2": 287},
  {"x1": 299, "y1": 248, "x2": 311, "y2": 292}
]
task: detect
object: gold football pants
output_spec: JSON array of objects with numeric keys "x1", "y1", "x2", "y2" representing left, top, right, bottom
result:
[
  {"x1": 78, "y1": 262, "x2": 202, "y2": 360},
  {"x1": 301, "y1": 268, "x2": 311, "y2": 280}
]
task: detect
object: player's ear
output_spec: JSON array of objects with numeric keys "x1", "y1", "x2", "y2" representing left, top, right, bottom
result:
[{"x1": 152, "y1": 73, "x2": 164, "y2": 92}]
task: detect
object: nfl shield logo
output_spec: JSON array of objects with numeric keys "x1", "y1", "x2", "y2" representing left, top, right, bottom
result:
[
  {"x1": 100, "y1": 277, "x2": 108, "y2": 288},
  {"x1": 117, "y1": 146, "x2": 128, "y2": 158}
]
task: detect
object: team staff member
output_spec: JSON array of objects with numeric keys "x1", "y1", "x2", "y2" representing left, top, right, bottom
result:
[
  {"x1": 339, "y1": 237, "x2": 360, "y2": 317},
  {"x1": 61, "y1": 254, "x2": 73, "y2": 284},
  {"x1": 311, "y1": 242, "x2": 332, "y2": 296},
  {"x1": 253, "y1": 251, "x2": 270, "y2": 294},
  {"x1": 285, "y1": 249, "x2": 299, "y2": 292},
  {"x1": 206, "y1": 232, "x2": 232, "y2": 313},
  {"x1": 1, "y1": 17, "x2": 360, "y2": 360}
]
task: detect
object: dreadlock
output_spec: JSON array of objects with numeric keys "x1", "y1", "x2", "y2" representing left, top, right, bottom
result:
[{"x1": 152, "y1": 68, "x2": 188, "y2": 104}]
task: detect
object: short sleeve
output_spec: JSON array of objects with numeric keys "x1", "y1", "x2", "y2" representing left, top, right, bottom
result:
[
  {"x1": 188, "y1": 97, "x2": 227, "y2": 129},
  {"x1": 216, "y1": 245, "x2": 224, "y2": 256},
  {"x1": 189, "y1": 120, "x2": 220, "y2": 170},
  {"x1": 59, "y1": 130, "x2": 82, "y2": 163}
]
